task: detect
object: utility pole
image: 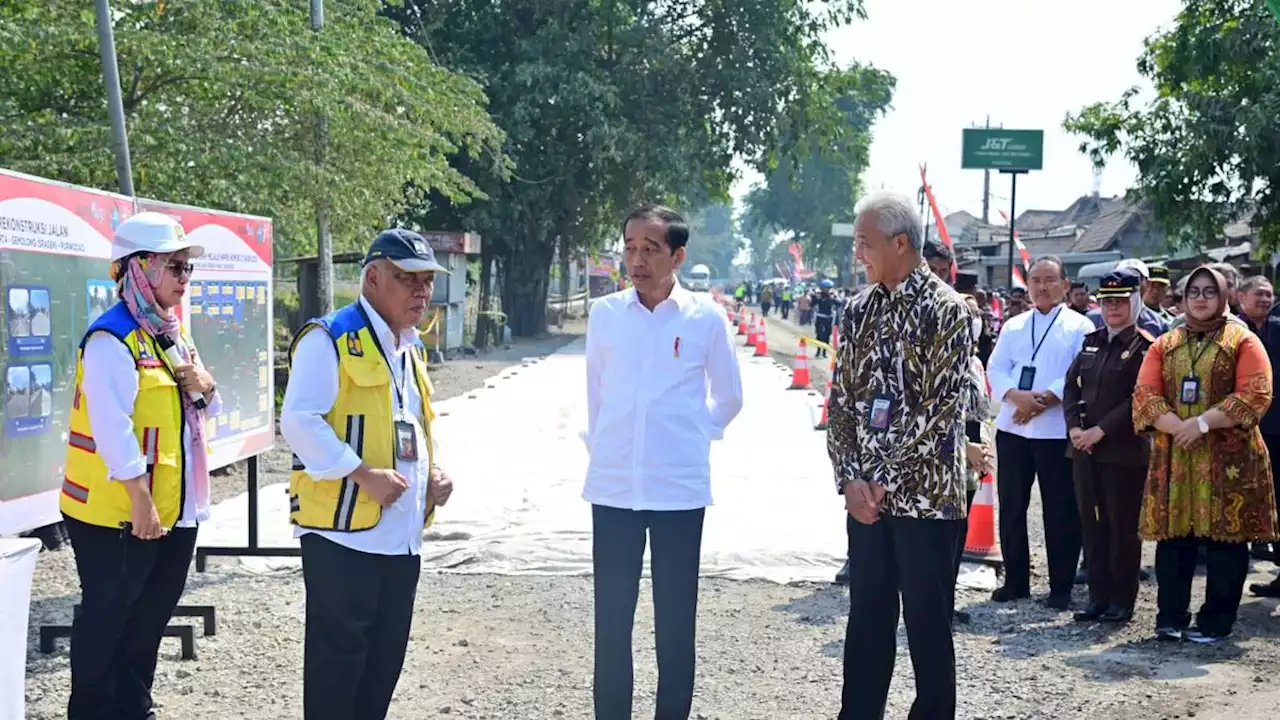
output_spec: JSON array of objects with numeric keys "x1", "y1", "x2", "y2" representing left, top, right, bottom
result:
[
  {"x1": 312, "y1": 0, "x2": 334, "y2": 314},
  {"x1": 980, "y1": 116, "x2": 991, "y2": 224},
  {"x1": 94, "y1": 0, "x2": 134, "y2": 197}
]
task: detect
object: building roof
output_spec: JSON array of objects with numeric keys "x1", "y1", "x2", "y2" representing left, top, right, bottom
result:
[
  {"x1": 1013, "y1": 209, "x2": 1061, "y2": 232},
  {"x1": 1069, "y1": 201, "x2": 1144, "y2": 253}
]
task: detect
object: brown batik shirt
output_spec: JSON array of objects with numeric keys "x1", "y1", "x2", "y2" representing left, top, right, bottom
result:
[{"x1": 827, "y1": 262, "x2": 983, "y2": 520}]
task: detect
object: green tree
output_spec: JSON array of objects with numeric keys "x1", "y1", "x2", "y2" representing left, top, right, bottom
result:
[
  {"x1": 389, "y1": 0, "x2": 871, "y2": 336},
  {"x1": 684, "y1": 202, "x2": 741, "y2": 280},
  {"x1": 0, "y1": 0, "x2": 505, "y2": 256},
  {"x1": 1063, "y1": 0, "x2": 1280, "y2": 249},
  {"x1": 740, "y1": 63, "x2": 895, "y2": 282}
]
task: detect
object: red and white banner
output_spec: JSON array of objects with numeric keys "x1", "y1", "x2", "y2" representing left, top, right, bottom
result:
[
  {"x1": 998, "y1": 209, "x2": 1031, "y2": 290},
  {"x1": 919, "y1": 164, "x2": 956, "y2": 283}
]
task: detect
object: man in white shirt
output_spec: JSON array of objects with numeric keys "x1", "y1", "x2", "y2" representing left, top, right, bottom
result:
[
  {"x1": 281, "y1": 230, "x2": 454, "y2": 720},
  {"x1": 986, "y1": 255, "x2": 1094, "y2": 610},
  {"x1": 585, "y1": 205, "x2": 743, "y2": 720}
]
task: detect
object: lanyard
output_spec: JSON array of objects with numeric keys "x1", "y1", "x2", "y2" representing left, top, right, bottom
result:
[
  {"x1": 1029, "y1": 306, "x2": 1063, "y2": 363},
  {"x1": 1184, "y1": 330, "x2": 1219, "y2": 379},
  {"x1": 357, "y1": 303, "x2": 416, "y2": 416}
]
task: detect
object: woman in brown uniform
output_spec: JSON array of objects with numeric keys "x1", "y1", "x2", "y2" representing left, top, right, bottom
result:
[
  {"x1": 1133, "y1": 265, "x2": 1277, "y2": 642},
  {"x1": 1064, "y1": 268, "x2": 1154, "y2": 624}
]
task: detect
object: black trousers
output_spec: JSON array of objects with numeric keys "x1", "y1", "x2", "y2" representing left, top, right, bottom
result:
[
  {"x1": 592, "y1": 504, "x2": 705, "y2": 720},
  {"x1": 1155, "y1": 536, "x2": 1249, "y2": 634},
  {"x1": 63, "y1": 514, "x2": 198, "y2": 720},
  {"x1": 951, "y1": 487, "x2": 977, "y2": 602},
  {"x1": 1074, "y1": 458, "x2": 1145, "y2": 611},
  {"x1": 1266, "y1": 434, "x2": 1280, "y2": 551},
  {"x1": 300, "y1": 534, "x2": 420, "y2": 720},
  {"x1": 841, "y1": 515, "x2": 964, "y2": 720},
  {"x1": 995, "y1": 432, "x2": 1082, "y2": 596}
]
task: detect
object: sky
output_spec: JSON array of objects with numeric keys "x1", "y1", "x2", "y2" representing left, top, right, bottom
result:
[{"x1": 731, "y1": 0, "x2": 1185, "y2": 223}]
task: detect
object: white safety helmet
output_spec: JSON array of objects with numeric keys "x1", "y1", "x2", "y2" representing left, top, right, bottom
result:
[
  {"x1": 1115, "y1": 258, "x2": 1149, "y2": 279},
  {"x1": 111, "y1": 212, "x2": 205, "y2": 263}
]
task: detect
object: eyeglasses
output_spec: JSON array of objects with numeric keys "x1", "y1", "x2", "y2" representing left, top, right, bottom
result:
[
  {"x1": 165, "y1": 262, "x2": 194, "y2": 278},
  {"x1": 1184, "y1": 286, "x2": 1219, "y2": 299}
]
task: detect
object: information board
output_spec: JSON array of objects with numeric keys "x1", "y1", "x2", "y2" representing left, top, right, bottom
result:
[{"x1": 0, "y1": 170, "x2": 274, "y2": 536}]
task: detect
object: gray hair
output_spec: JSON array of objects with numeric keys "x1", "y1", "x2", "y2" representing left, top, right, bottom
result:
[
  {"x1": 1240, "y1": 274, "x2": 1272, "y2": 294},
  {"x1": 855, "y1": 192, "x2": 924, "y2": 250}
]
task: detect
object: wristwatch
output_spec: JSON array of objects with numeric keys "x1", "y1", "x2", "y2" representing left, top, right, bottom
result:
[{"x1": 1196, "y1": 415, "x2": 1209, "y2": 434}]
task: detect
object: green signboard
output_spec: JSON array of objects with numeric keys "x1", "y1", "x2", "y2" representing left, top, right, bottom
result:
[{"x1": 961, "y1": 128, "x2": 1044, "y2": 171}]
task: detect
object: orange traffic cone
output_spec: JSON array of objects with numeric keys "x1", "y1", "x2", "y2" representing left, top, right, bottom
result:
[
  {"x1": 737, "y1": 312, "x2": 748, "y2": 336},
  {"x1": 963, "y1": 472, "x2": 1003, "y2": 566},
  {"x1": 815, "y1": 378, "x2": 832, "y2": 430},
  {"x1": 788, "y1": 339, "x2": 811, "y2": 389},
  {"x1": 745, "y1": 313, "x2": 758, "y2": 346},
  {"x1": 753, "y1": 317, "x2": 768, "y2": 356},
  {"x1": 831, "y1": 321, "x2": 840, "y2": 354}
]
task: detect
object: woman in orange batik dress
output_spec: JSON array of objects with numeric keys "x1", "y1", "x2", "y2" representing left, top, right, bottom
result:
[{"x1": 1132, "y1": 265, "x2": 1277, "y2": 644}]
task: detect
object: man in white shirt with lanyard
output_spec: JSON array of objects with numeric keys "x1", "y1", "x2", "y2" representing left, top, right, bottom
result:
[
  {"x1": 585, "y1": 204, "x2": 744, "y2": 720},
  {"x1": 281, "y1": 230, "x2": 454, "y2": 720},
  {"x1": 986, "y1": 255, "x2": 1094, "y2": 611}
]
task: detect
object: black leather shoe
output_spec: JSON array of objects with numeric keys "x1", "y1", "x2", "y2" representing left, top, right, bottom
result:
[
  {"x1": 1099, "y1": 606, "x2": 1133, "y2": 624},
  {"x1": 1074, "y1": 567, "x2": 1088, "y2": 585},
  {"x1": 1042, "y1": 594, "x2": 1071, "y2": 611},
  {"x1": 834, "y1": 559, "x2": 850, "y2": 585},
  {"x1": 1073, "y1": 603, "x2": 1106, "y2": 622},
  {"x1": 1248, "y1": 579, "x2": 1280, "y2": 598},
  {"x1": 991, "y1": 586, "x2": 1030, "y2": 603}
]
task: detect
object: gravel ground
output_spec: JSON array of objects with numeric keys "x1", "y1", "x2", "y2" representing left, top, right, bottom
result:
[{"x1": 22, "y1": 312, "x2": 1280, "y2": 719}]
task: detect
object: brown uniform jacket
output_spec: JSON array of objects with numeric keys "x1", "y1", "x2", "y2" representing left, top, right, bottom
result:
[{"x1": 1064, "y1": 324, "x2": 1154, "y2": 466}]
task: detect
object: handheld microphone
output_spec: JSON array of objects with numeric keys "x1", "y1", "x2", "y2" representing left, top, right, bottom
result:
[{"x1": 155, "y1": 333, "x2": 208, "y2": 410}]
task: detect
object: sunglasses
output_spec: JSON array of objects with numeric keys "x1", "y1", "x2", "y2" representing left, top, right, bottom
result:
[{"x1": 166, "y1": 262, "x2": 195, "y2": 278}]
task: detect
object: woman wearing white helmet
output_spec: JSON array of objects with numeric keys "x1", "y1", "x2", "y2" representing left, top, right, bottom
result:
[{"x1": 59, "y1": 211, "x2": 222, "y2": 720}]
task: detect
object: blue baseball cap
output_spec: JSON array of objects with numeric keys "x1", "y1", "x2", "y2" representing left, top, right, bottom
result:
[{"x1": 363, "y1": 229, "x2": 449, "y2": 273}]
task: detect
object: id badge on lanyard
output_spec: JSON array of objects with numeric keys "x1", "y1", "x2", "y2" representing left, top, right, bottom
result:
[
  {"x1": 1021, "y1": 307, "x2": 1062, "y2": 391},
  {"x1": 387, "y1": 350, "x2": 419, "y2": 461}
]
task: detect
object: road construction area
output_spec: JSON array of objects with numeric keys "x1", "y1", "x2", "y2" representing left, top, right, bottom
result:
[{"x1": 21, "y1": 317, "x2": 1280, "y2": 719}]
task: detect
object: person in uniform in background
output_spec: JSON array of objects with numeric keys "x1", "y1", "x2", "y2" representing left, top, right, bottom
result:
[
  {"x1": 1085, "y1": 260, "x2": 1169, "y2": 336},
  {"x1": 1068, "y1": 281, "x2": 1092, "y2": 315},
  {"x1": 282, "y1": 229, "x2": 454, "y2": 719},
  {"x1": 1145, "y1": 265, "x2": 1175, "y2": 322},
  {"x1": 812, "y1": 280, "x2": 838, "y2": 359},
  {"x1": 585, "y1": 205, "x2": 743, "y2": 720},
  {"x1": 829, "y1": 192, "x2": 979, "y2": 720},
  {"x1": 60, "y1": 212, "x2": 221, "y2": 720},
  {"x1": 985, "y1": 256, "x2": 1095, "y2": 610},
  {"x1": 1064, "y1": 269, "x2": 1153, "y2": 624},
  {"x1": 779, "y1": 284, "x2": 794, "y2": 319},
  {"x1": 1133, "y1": 265, "x2": 1276, "y2": 642}
]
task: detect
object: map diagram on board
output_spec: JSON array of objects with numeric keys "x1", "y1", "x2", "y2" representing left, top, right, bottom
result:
[{"x1": 188, "y1": 279, "x2": 272, "y2": 442}]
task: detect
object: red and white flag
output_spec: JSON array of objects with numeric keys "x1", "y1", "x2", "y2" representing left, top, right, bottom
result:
[{"x1": 998, "y1": 209, "x2": 1031, "y2": 289}]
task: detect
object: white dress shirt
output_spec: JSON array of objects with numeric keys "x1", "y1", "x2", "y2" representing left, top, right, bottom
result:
[
  {"x1": 584, "y1": 283, "x2": 744, "y2": 511},
  {"x1": 82, "y1": 333, "x2": 224, "y2": 528},
  {"x1": 986, "y1": 304, "x2": 1093, "y2": 439},
  {"x1": 281, "y1": 296, "x2": 432, "y2": 556}
]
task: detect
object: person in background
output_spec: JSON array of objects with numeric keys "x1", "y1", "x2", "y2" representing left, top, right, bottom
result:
[
  {"x1": 1250, "y1": 280, "x2": 1280, "y2": 596},
  {"x1": 282, "y1": 229, "x2": 455, "y2": 719},
  {"x1": 759, "y1": 283, "x2": 774, "y2": 316},
  {"x1": 1133, "y1": 265, "x2": 1276, "y2": 642},
  {"x1": 985, "y1": 256, "x2": 1095, "y2": 610},
  {"x1": 1006, "y1": 286, "x2": 1029, "y2": 317},
  {"x1": 1146, "y1": 266, "x2": 1175, "y2": 322},
  {"x1": 1068, "y1": 281, "x2": 1092, "y2": 315},
  {"x1": 1064, "y1": 269, "x2": 1154, "y2": 625},
  {"x1": 812, "y1": 280, "x2": 838, "y2": 359},
  {"x1": 1172, "y1": 275, "x2": 1188, "y2": 317},
  {"x1": 796, "y1": 287, "x2": 813, "y2": 325},
  {"x1": 585, "y1": 205, "x2": 744, "y2": 720},
  {"x1": 60, "y1": 213, "x2": 221, "y2": 720},
  {"x1": 1085, "y1": 259, "x2": 1169, "y2": 336},
  {"x1": 954, "y1": 294, "x2": 994, "y2": 625},
  {"x1": 1238, "y1": 275, "x2": 1280, "y2": 564},
  {"x1": 779, "y1": 284, "x2": 794, "y2": 320},
  {"x1": 925, "y1": 239, "x2": 954, "y2": 281},
  {"x1": 829, "y1": 192, "x2": 979, "y2": 720}
]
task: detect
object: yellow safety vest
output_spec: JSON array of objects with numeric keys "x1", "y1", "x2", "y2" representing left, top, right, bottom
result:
[
  {"x1": 61, "y1": 303, "x2": 189, "y2": 529},
  {"x1": 287, "y1": 302, "x2": 437, "y2": 532}
]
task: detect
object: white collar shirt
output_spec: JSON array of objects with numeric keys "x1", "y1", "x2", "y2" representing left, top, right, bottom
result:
[
  {"x1": 584, "y1": 283, "x2": 744, "y2": 511},
  {"x1": 986, "y1": 304, "x2": 1093, "y2": 439},
  {"x1": 280, "y1": 295, "x2": 431, "y2": 556}
]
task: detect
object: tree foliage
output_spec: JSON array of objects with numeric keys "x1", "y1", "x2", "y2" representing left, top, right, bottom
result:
[
  {"x1": 740, "y1": 63, "x2": 895, "y2": 282},
  {"x1": 1063, "y1": 0, "x2": 1280, "y2": 249},
  {"x1": 684, "y1": 202, "x2": 741, "y2": 279},
  {"x1": 0, "y1": 0, "x2": 506, "y2": 256},
  {"x1": 388, "y1": 0, "x2": 871, "y2": 336}
]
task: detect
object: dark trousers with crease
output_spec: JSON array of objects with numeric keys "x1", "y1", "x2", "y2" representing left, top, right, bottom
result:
[
  {"x1": 300, "y1": 533, "x2": 420, "y2": 720},
  {"x1": 63, "y1": 514, "x2": 198, "y2": 720},
  {"x1": 951, "y1": 487, "x2": 977, "y2": 597},
  {"x1": 1155, "y1": 536, "x2": 1249, "y2": 634},
  {"x1": 1073, "y1": 457, "x2": 1145, "y2": 611},
  {"x1": 841, "y1": 514, "x2": 964, "y2": 720},
  {"x1": 592, "y1": 504, "x2": 705, "y2": 720},
  {"x1": 995, "y1": 432, "x2": 1082, "y2": 596}
]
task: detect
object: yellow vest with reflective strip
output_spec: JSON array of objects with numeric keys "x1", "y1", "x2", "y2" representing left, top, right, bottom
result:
[
  {"x1": 287, "y1": 303, "x2": 437, "y2": 532},
  {"x1": 61, "y1": 303, "x2": 188, "y2": 529}
]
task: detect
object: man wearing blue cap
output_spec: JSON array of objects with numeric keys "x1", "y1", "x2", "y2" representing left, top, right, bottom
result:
[{"x1": 281, "y1": 229, "x2": 456, "y2": 719}]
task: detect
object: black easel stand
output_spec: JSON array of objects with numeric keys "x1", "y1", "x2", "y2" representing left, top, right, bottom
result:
[{"x1": 195, "y1": 454, "x2": 301, "y2": 571}]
